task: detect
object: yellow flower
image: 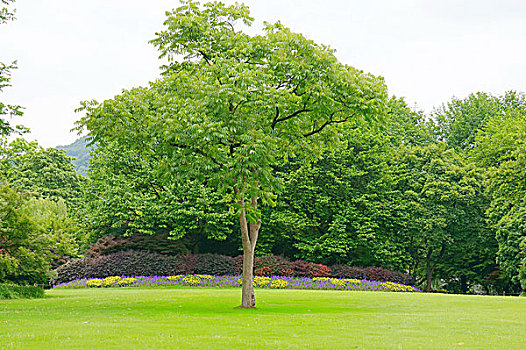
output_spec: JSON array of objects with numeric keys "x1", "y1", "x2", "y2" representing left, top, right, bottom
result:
[
  {"x1": 270, "y1": 279, "x2": 288, "y2": 288},
  {"x1": 117, "y1": 277, "x2": 137, "y2": 285},
  {"x1": 167, "y1": 275, "x2": 183, "y2": 280},
  {"x1": 182, "y1": 275, "x2": 201, "y2": 285},
  {"x1": 330, "y1": 278, "x2": 346, "y2": 287},
  {"x1": 343, "y1": 279, "x2": 362, "y2": 284},
  {"x1": 253, "y1": 276, "x2": 271, "y2": 286},
  {"x1": 86, "y1": 279, "x2": 103, "y2": 287},
  {"x1": 313, "y1": 277, "x2": 330, "y2": 281},
  {"x1": 103, "y1": 276, "x2": 121, "y2": 286}
]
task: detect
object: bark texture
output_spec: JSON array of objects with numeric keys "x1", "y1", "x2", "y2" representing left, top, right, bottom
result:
[{"x1": 238, "y1": 195, "x2": 261, "y2": 308}]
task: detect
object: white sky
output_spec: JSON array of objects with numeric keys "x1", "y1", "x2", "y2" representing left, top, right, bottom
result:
[{"x1": 1, "y1": 0, "x2": 526, "y2": 148}]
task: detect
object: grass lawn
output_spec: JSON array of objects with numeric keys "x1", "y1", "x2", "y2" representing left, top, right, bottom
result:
[{"x1": 0, "y1": 288, "x2": 524, "y2": 349}]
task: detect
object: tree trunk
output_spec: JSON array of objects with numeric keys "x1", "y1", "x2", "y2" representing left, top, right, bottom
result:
[
  {"x1": 460, "y1": 275, "x2": 467, "y2": 294},
  {"x1": 241, "y1": 244, "x2": 255, "y2": 308},
  {"x1": 238, "y1": 194, "x2": 261, "y2": 308},
  {"x1": 426, "y1": 248, "x2": 433, "y2": 293}
]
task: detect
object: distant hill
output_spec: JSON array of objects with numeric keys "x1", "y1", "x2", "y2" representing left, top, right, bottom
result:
[{"x1": 56, "y1": 136, "x2": 92, "y2": 176}]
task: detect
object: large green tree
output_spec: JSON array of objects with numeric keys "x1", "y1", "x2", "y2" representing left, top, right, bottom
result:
[
  {"x1": 77, "y1": 0, "x2": 387, "y2": 307},
  {"x1": 473, "y1": 103, "x2": 526, "y2": 291},
  {"x1": 262, "y1": 129, "x2": 402, "y2": 268},
  {"x1": 399, "y1": 144, "x2": 490, "y2": 292},
  {"x1": 433, "y1": 91, "x2": 526, "y2": 151}
]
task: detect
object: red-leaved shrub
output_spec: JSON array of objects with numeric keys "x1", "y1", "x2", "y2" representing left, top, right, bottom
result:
[
  {"x1": 331, "y1": 265, "x2": 414, "y2": 285},
  {"x1": 53, "y1": 250, "x2": 413, "y2": 286}
]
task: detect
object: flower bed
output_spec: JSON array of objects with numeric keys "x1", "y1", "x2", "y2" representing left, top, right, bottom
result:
[{"x1": 54, "y1": 275, "x2": 421, "y2": 293}]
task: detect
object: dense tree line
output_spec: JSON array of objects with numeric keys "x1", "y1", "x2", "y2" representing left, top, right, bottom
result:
[
  {"x1": 1, "y1": 1, "x2": 525, "y2": 297},
  {"x1": 71, "y1": 90, "x2": 525, "y2": 295}
]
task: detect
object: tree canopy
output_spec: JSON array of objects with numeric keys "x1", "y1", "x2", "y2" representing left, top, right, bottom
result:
[{"x1": 77, "y1": 0, "x2": 387, "y2": 307}]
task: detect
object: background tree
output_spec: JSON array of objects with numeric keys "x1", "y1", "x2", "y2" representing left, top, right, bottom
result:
[
  {"x1": 260, "y1": 97, "x2": 433, "y2": 269},
  {"x1": 77, "y1": 0, "x2": 387, "y2": 307},
  {"x1": 0, "y1": 185, "x2": 79, "y2": 285},
  {"x1": 432, "y1": 92, "x2": 499, "y2": 150},
  {"x1": 5, "y1": 147, "x2": 85, "y2": 208},
  {"x1": 472, "y1": 103, "x2": 526, "y2": 292},
  {"x1": 262, "y1": 125, "x2": 409, "y2": 269},
  {"x1": 82, "y1": 140, "x2": 234, "y2": 251},
  {"x1": 398, "y1": 144, "x2": 490, "y2": 292}
]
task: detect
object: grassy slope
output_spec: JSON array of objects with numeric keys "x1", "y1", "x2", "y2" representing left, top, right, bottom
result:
[{"x1": 0, "y1": 288, "x2": 524, "y2": 349}]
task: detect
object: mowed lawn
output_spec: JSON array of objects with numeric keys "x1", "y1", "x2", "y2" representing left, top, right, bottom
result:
[{"x1": 0, "y1": 288, "x2": 525, "y2": 349}]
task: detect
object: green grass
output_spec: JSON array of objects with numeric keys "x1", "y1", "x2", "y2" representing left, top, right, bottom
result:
[{"x1": 0, "y1": 288, "x2": 524, "y2": 349}]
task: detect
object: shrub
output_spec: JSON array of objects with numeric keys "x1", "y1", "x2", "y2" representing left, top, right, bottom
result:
[
  {"x1": 53, "y1": 251, "x2": 412, "y2": 286},
  {"x1": 53, "y1": 259, "x2": 89, "y2": 284},
  {"x1": 312, "y1": 264, "x2": 332, "y2": 277},
  {"x1": 0, "y1": 284, "x2": 45, "y2": 299},
  {"x1": 254, "y1": 255, "x2": 293, "y2": 276},
  {"x1": 331, "y1": 265, "x2": 367, "y2": 279},
  {"x1": 194, "y1": 254, "x2": 235, "y2": 276},
  {"x1": 54, "y1": 251, "x2": 181, "y2": 284},
  {"x1": 291, "y1": 260, "x2": 331, "y2": 278},
  {"x1": 233, "y1": 255, "x2": 244, "y2": 275},
  {"x1": 233, "y1": 255, "x2": 330, "y2": 277},
  {"x1": 85, "y1": 235, "x2": 126, "y2": 257},
  {"x1": 331, "y1": 265, "x2": 414, "y2": 285},
  {"x1": 0, "y1": 185, "x2": 78, "y2": 285},
  {"x1": 172, "y1": 255, "x2": 198, "y2": 274},
  {"x1": 54, "y1": 252, "x2": 237, "y2": 284}
]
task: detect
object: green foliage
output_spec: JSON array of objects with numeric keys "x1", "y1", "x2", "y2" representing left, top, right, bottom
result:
[
  {"x1": 77, "y1": 0, "x2": 387, "y2": 218},
  {"x1": 0, "y1": 0, "x2": 16, "y2": 23},
  {"x1": 81, "y1": 140, "x2": 234, "y2": 246},
  {"x1": 433, "y1": 92, "x2": 500, "y2": 150},
  {"x1": 385, "y1": 97, "x2": 434, "y2": 147},
  {"x1": 4, "y1": 145, "x2": 85, "y2": 208},
  {"x1": 261, "y1": 125, "x2": 411, "y2": 269},
  {"x1": 519, "y1": 263, "x2": 526, "y2": 291},
  {"x1": 0, "y1": 184, "x2": 79, "y2": 284},
  {"x1": 56, "y1": 136, "x2": 92, "y2": 176},
  {"x1": 0, "y1": 283, "x2": 45, "y2": 299},
  {"x1": 470, "y1": 92, "x2": 526, "y2": 288},
  {"x1": 398, "y1": 143, "x2": 493, "y2": 292}
]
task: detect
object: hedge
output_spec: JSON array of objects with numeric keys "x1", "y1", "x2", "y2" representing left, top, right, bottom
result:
[{"x1": 53, "y1": 250, "x2": 413, "y2": 286}]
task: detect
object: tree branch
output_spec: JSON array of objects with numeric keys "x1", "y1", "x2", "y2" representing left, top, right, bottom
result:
[
  {"x1": 271, "y1": 107, "x2": 312, "y2": 129},
  {"x1": 170, "y1": 142, "x2": 223, "y2": 168},
  {"x1": 303, "y1": 112, "x2": 353, "y2": 137},
  {"x1": 197, "y1": 50, "x2": 212, "y2": 65}
]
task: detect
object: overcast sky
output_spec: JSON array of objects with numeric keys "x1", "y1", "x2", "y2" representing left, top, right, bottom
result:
[{"x1": 2, "y1": 0, "x2": 526, "y2": 148}]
